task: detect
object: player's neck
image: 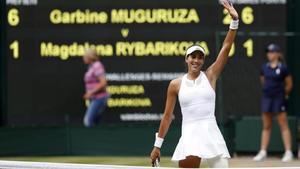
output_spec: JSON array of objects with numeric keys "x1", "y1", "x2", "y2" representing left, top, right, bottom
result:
[{"x1": 187, "y1": 71, "x2": 200, "y2": 80}]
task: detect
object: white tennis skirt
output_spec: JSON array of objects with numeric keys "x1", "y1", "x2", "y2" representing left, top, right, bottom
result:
[{"x1": 171, "y1": 118, "x2": 231, "y2": 161}]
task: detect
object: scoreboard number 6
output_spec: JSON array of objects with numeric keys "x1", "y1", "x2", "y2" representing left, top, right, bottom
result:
[
  {"x1": 8, "y1": 8, "x2": 20, "y2": 26},
  {"x1": 223, "y1": 6, "x2": 254, "y2": 25},
  {"x1": 241, "y1": 7, "x2": 254, "y2": 25}
]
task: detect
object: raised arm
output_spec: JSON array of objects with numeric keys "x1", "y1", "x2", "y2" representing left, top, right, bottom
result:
[
  {"x1": 150, "y1": 78, "x2": 180, "y2": 164},
  {"x1": 206, "y1": 0, "x2": 239, "y2": 86}
]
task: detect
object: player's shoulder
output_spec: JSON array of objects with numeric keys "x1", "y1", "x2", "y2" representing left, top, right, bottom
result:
[
  {"x1": 169, "y1": 76, "x2": 183, "y2": 92},
  {"x1": 170, "y1": 76, "x2": 183, "y2": 86}
]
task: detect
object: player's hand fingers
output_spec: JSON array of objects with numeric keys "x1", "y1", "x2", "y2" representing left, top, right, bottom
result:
[
  {"x1": 221, "y1": 0, "x2": 229, "y2": 8},
  {"x1": 151, "y1": 153, "x2": 158, "y2": 161},
  {"x1": 150, "y1": 157, "x2": 157, "y2": 167},
  {"x1": 151, "y1": 156, "x2": 160, "y2": 167},
  {"x1": 221, "y1": 0, "x2": 233, "y2": 10},
  {"x1": 221, "y1": 0, "x2": 238, "y2": 20},
  {"x1": 150, "y1": 147, "x2": 161, "y2": 166},
  {"x1": 150, "y1": 152, "x2": 156, "y2": 163},
  {"x1": 150, "y1": 150, "x2": 160, "y2": 163}
]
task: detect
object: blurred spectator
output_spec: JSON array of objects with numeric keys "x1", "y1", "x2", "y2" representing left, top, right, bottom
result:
[
  {"x1": 83, "y1": 49, "x2": 109, "y2": 127},
  {"x1": 253, "y1": 44, "x2": 293, "y2": 162}
]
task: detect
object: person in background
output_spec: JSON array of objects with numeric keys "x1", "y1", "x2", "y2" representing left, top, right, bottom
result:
[
  {"x1": 83, "y1": 49, "x2": 109, "y2": 127},
  {"x1": 253, "y1": 44, "x2": 293, "y2": 162}
]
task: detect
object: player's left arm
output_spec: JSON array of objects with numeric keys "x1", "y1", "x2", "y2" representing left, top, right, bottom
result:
[{"x1": 206, "y1": 0, "x2": 239, "y2": 87}]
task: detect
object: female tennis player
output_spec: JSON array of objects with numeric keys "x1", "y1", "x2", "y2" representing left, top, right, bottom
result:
[
  {"x1": 253, "y1": 44, "x2": 293, "y2": 162},
  {"x1": 150, "y1": 0, "x2": 238, "y2": 168}
]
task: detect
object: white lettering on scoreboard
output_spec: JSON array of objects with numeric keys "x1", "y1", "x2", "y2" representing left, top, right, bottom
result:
[
  {"x1": 106, "y1": 72, "x2": 185, "y2": 82},
  {"x1": 219, "y1": 0, "x2": 286, "y2": 4},
  {"x1": 6, "y1": 0, "x2": 38, "y2": 6}
]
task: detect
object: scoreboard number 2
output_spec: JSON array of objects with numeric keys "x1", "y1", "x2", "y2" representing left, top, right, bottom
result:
[
  {"x1": 223, "y1": 8, "x2": 232, "y2": 25},
  {"x1": 8, "y1": 8, "x2": 20, "y2": 26}
]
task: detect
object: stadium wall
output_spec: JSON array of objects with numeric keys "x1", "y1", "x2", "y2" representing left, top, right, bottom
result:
[
  {"x1": 294, "y1": 1, "x2": 300, "y2": 116},
  {"x1": 287, "y1": 0, "x2": 300, "y2": 116},
  {"x1": 235, "y1": 116, "x2": 298, "y2": 153},
  {"x1": 0, "y1": 118, "x2": 297, "y2": 156}
]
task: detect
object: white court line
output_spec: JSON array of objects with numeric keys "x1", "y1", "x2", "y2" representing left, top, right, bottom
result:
[
  {"x1": 0, "y1": 160, "x2": 300, "y2": 169},
  {"x1": 0, "y1": 160, "x2": 170, "y2": 169}
]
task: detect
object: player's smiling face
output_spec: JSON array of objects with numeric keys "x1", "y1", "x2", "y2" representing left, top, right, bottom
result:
[{"x1": 186, "y1": 51, "x2": 204, "y2": 73}]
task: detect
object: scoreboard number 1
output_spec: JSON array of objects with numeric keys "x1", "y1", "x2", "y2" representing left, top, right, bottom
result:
[
  {"x1": 9, "y1": 41, "x2": 19, "y2": 59},
  {"x1": 227, "y1": 38, "x2": 253, "y2": 58},
  {"x1": 8, "y1": 8, "x2": 20, "y2": 26},
  {"x1": 243, "y1": 39, "x2": 253, "y2": 57}
]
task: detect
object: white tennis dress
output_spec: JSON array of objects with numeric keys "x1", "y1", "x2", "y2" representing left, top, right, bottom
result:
[{"x1": 171, "y1": 72, "x2": 230, "y2": 161}]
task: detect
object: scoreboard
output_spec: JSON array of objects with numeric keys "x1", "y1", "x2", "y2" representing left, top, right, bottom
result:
[{"x1": 4, "y1": 0, "x2": 287, "y2": 125}]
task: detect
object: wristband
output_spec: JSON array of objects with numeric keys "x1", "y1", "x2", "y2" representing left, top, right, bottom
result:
[
  {"x1": 229, "y1": 19, "x2": 239, "y2": 30},
  {"x1": 154, "y1": 132, "x2": 164, "y2": 148}
]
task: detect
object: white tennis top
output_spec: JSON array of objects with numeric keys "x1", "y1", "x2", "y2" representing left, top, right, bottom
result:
[
  {"x1": 172, "y1": 71, "x2": 230, "y2": 161},
  {"x1": 178, "y1": 72, "x2": 216, "y2": 123}
]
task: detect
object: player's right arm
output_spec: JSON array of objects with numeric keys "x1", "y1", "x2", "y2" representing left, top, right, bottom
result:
[
  {"x1": 157, "y1": 78, "x2": 180, "y2": 138},
  {"x1": 150, "y1": 78, "x2": 180, "y2": 163}
]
